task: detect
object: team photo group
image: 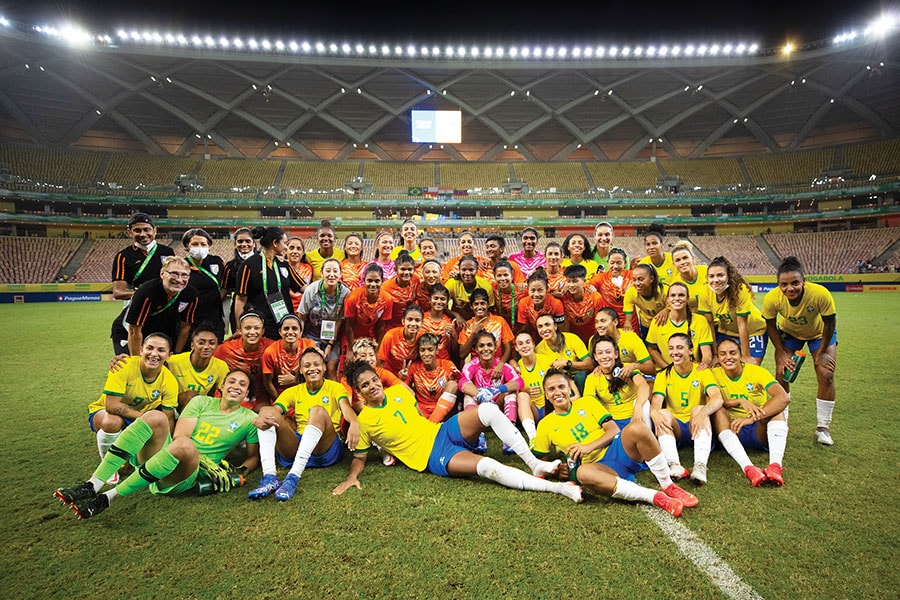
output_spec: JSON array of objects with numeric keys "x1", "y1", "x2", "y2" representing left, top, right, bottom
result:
[{"x1": 54, "y1": 213, "x2": 838, "y2": 521}]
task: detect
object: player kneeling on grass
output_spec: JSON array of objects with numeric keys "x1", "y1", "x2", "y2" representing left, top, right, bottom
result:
[
  {"x1": 710, "y1": 338, "x2": 790, "y2": 487},
  {"x1": 533, "y1": 369, "x2": 699, "y2": 517},
  {"x1": 332, "y1": 360, "x2": 582, "y2": 503},
  {"x1": 55, "y1": 369, "x2": 261, "y2": 520},
  {"x1": 649, "y1": 333, "x2": 724, "y2": 485},
  {"x1": 247, "y1": 348, "x2": 354, "y2": 501}
]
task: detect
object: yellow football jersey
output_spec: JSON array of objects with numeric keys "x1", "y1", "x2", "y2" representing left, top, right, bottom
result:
[
  {"x1": 652, "y1": 365, "x2": 718, "y2": 422},
  {"x1": 275, "y1": 379, "x2": 347, "y2": 434},
  {"x1": 762, "y1": 282, "x2": 836, "y2": 340},
  {"x1": 581, "y1": 370, "x2": 641, "y2": 421},
  {"x1": 165, "y1": 352, "x2": 230, "y2": 396},
  {"x1": 88, "y1": 356, "x2": 178, "y2": 414},
  {"x1": 711, "y1": 363, "x2": 778, "y2": 419},
  {"x1": 517, "y1": 354, "x2": 555, "y2": 410},
  {"x1": 645, "y1": 313, "x2": 714, "y2": 364},
  {"x1": 532, "y1": 396, "x2": 614, "y2": 464}
]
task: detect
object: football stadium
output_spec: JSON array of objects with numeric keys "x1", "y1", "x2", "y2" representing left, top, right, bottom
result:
[{"x1": 1, "y1": 4, "x2": 899, "y2": 598}]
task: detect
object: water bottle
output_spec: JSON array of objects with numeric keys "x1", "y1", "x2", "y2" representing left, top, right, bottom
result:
[
  {"x1": 782, "y1": 350, "x2": 806, "y2": 384},
  {"x1": 196, "y1": 471, "x2": 246, "y2": 496}
]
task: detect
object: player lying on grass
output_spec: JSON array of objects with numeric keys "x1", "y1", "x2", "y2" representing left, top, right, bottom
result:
[
  {"x1": 55, "y1": 369, "x2": 260, "y2": 520},
  {"x1": 332, "y1": 360, "x2": 583, "y2": 503},
  {"x1": 710, "y1": 338, "x2": 790, "y2": 487},
  {"x1": 247, "y1": 348, "x2": 355, "y2": 501},
  {"x1": 649, "y1": 333, "x2": 724, "y2": 485},
  {"x1": 532, "y1": 369, "x2": 698, "y2": 517}
]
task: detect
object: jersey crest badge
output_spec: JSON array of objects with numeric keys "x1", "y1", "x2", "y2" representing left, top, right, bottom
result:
[
  {"x1": 280, "y1": 267, "x2": 289, "y2": 278},
  {"x1": 178, "y1": 302, "x2": 189, "y2": 312},
  {"x1": 207, "y1": 375, "x2": 215, "y2": 383},
  {"x1": 577, "y1": 409, "x2": 587, "y2": 417},
  {"x1": 692, "y1": 379, "x2": 700, "y2": 388},
  {"x1": 806, "y1": 306, "x2": 815, "y2": 313},
  {"x1": 229, "y1": 421, "x2": 239, "y2": 431},
  {"x1": 322, "y1": 396, "x2": 330, "y2": 405},
  {"x1": 394, "y1": 396, "x2": 403, "y2": 403},
  {"x1": 151, "y1": 389, "x2": 161, "y2": 399},
  {"x1": 210, "y1": 264, "x2": 220, "y2": 275},
  {"x1": 746, "y1": 383, "x2": 755, "y2": 392}
]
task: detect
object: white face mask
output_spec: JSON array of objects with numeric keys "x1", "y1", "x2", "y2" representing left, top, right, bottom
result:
[
  {"x1": 136, "y1": 240, "x2": 157, "y2": 253},
  {"x1": 189, "y1": 247, "x2": 209, "y2": 261},
  {"x1": 238, "y1": 251, "x2": 255, "y2": 260}
]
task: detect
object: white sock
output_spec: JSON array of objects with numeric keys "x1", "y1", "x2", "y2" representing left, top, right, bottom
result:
[
  {"x1": 96, "y1": 429, "x2": 120, "y2": 459},
  {"x1": 611, "y1": 478, "x2": 657, "y2": 504},
  {"x1": 288, "y1": 425, "x2": 323, "y2": 479},
  {"x1": 783, "y1": 394, "x2": 790, "y2": 422},
  {"x1": 475, "y1": 458, "x2": 581, "y2": 502},
  {"x1": 522, "y1": 419, "x2": 537, "y2": 441},
  {"x1": 658, "y1": 434, "x2": 680, "y2": 466},
  {"x1": 477, "y1": 403, "x2": 558, "y2": 476},
  {"x1": 257, "y1": 427, "x2": 278, "y2": 476},
  {"x1": 645, "y1": 452, "x2": 673, "y2": 488},
  {"x1": 103, "y1": 488, "x2": 119, "y2": 504},
  {"x1": 88, "y1": 476, "x2": 105, "y2": 492},
  {"x1": 816, "y1": 398, "x2": 834, "y2": 428},
  {"x1": 767, "y1": 421, "x2": 788, "y2": 466},
  {"x1": 693, "y1": 428, "x2": 712, "y2": 466},
  {"x1": 719, "y1": 430, "x2": 752, "y2": 470},
  {"x1": 463, "y1": 395, "x2": 477, "y2": 410}
]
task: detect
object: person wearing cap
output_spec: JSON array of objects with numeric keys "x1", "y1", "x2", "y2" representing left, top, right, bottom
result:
[
  {"x1": 124, "y1": 256, "x2": 199, "y2": 356},
  {"x1": 110, "y1": 213, "x2": 175, "y2": 353},
  {"x1": 508, "y1": 227, "x2": 547, "y2": 279},
  {"x1": 182, "y1": 228, "x2": 227, "y2": 341}
]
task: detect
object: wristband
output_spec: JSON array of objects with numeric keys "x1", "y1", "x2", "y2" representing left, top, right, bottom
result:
[{"x1": 498, "y1": 384, "x2": 508, "y2": 394}]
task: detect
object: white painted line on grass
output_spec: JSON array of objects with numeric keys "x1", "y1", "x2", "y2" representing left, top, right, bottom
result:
[{"x1": 640, "y1": 506, "x2": 765, "y2": 600}]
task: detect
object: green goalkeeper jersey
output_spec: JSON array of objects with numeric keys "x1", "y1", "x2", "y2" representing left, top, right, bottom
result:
[{"x1": 181, "y1": 395, "x2": 259, "y2": 464}]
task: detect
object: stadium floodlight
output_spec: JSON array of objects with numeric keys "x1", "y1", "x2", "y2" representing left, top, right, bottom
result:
[
  {"x1": 521, "y1": 47, "x2": 530, "y2": 57},
  {"x1": 275, "y1": 40, "x2": 285, "y2": 50},
  {"x1": 697, "y1": 44, "x2": 708, "y2": 55},
  {"x1": 608, "y1": 46, "x2": 618, "y2": 57},
  {"x1": 164, "y1": 33, "x2": 175, "y2": 44},
  {"x1": 782, "y1": 43, "x2": 794, "y2": 55},
  {"x1": 735, "y1": 43, "x2": 746, "y2": 54},
  {"x1": 495, "y1": 47, "x2": 504, "y2": 57},
  {"x1": 572, "y1": 47, "x2": 581, "y2": 57},
  {"x1": 262, "y1": 39, "x2": 272, "y2": 50},
  {"x1": 457, "y1": 46, "x2": 466, "y2": 56},
  {"x1": 0, "y1": 17, "x2": 8, "y2": 27},
  {"x1": 510, "y1": 46, "x2": 519, "y2": 57},
  {"x1": 471, "y1": 46, "x2": 479, "y2": 57},
  {"x1": 484, "y1": 47, "x2": 493, "y2": 57},
  {"x1": 647, "y1": 46, "x2": 657, "y2": 56},
  {"x1": 684, "y1": 44, "x2": 694, "y2": 55},
  {"x1": 234, "y1": 38, "x2": 244, "y2": 48},
  {"x1": 219, "y1": 37, "x2": 229, "y2": 48},
  {"x1": 583, "y1": 47, "x2": 592, "y2": 57},
  {"x1": 710, "y1": 44, "x2": 720, "y2": 56},
  {"x1": 510, "y1": 90, "x2": 515, "y2": 96},
  {"x1": 545, "y1": 47, "x2": 555, "y2": 57},
  {"x1": 394, "y1": 45, "x2": 403, "y2": 55},
  {"x1": 117, "y1": 29, "x2": 128, "y2": 39},
  {"x1": 733, "y1": 118, "x2": 739, "y2": 124},
  {"x1": 152, "y1": 32, "x2": 162, "y2": 43},
  {"x1": 131, "y1": 31, "x2": 142, "y2": 41},
  {"x1": 96, "y1": 109, "x2": 101, "y2": 115},
  {"x1": 315, "y1": 41, "x2": 325, "y2": 52},
  {"x1": 748, "y1": 43, "x2": 759, "y2": 53},
  {"x1": 191, "y1": 35, "x2": 202, "y2": 46},
  {"x1": 558, "y1": 47, "x2": 567, "y2": 57},
  {"x1": 634, "y1": 46, "x2": 643, "y2": 56},
  {"x1": 355, "y1": 43, "x2": 364, "y2": 54},
  {"x1": 658, "y1": 46, "x2": 668, "y2": 57},
  {"x1": 621, "y1": 46, "x2": 631, "y2": 56},
  {"x1": 533, "y1": 47, "x2": 542, "y2": 57},
  {"x1": 684, "y1": 85, "x2": 690, "y2": 91},
  {"x1": 723, "y1": 43, "x2": 732, "y2": 54},
  {"x1": 341, "y1": 43, "x2": 351, "y2": 53},
  {"x1": 596, "y1": 46, "x2": 605, "y2": 57},
  {"x1": 357, "y1": 87, "x2": 362, "y2": 93},
  {"x1": 431, "y1": 46, "x2": 440, "y2": 56},
  {"x1": 204, "y1": 35, "x2": 215, "y2": 48},
  {"x1": 866, "y1": 14, "x2": 897, "y2": 37},
  {"x1": 300, "y1": 41, "x2": 310, "y2": 52},
  {"x1": 177, "y1": 34, "x2": 187, "y2": 45}
]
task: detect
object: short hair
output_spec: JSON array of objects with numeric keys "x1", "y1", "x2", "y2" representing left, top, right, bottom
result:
[
  {"x1": 181, "y1": 228, "x2": 212, "y2": 247},
  {"x1": 563, "y1": 264, "x2": 588, "y2": 279},
  {"x1": 485, "y1": 234, "x2": 506, "y2": 249},
  {"x1": 161, "y1": 256, "x2": 190, "y2": 270}
]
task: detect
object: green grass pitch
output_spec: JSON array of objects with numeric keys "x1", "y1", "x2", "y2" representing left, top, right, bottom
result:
[{"x1": 0, "y1": 294, "x2": 898, "y2": 599}]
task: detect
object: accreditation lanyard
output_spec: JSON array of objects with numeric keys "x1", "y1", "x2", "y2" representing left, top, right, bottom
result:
[
  {"x1": 133, "y1": 243, "x2": 158, "y2": 282},
  {"x1": 261, "y1": 257, "x2": 282, "y2": 296},
  {"x1": 150, "y1": 290, "x2": 181, "y2": 317},
  {"x1": 319, "y1": 282, "x2": 340, "y2": 341},
  {"x1": 188, "y1": 257, "x2": 220, "y2": 288},
  {"x1": 319, "y1": 282, "x2": 340, "y2": 320},
  {"x1": 497, "y1": 287, "x2": 516, "y2": 325}
]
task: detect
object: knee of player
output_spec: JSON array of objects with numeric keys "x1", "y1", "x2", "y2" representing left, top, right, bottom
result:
[
  {"x1": 140, "y1": 409, "x2": 170, "y2": 432},
  {"x1": 96, "y1": 412, "x2": 125, "y2": 433},
  {"x1": 444, "y1": 380, "x2": 459, "y2": 394},
  {"x1": 307, "y1": 404, "x2": 331, "y2": 425},
  {"x1": 167, "y1": 437, "x2": 198, "y2": 461}
]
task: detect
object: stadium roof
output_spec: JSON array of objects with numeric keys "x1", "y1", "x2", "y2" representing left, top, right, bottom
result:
[{"x1": 0, "y1": 16, "x2": 899, "y2": 161}]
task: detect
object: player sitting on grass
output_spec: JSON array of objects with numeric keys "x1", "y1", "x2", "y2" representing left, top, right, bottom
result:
[
  {"x1": 332, "y1": 360, "x2": 582, "y2": 503},
  {"x1": 533, "y1": 369, "x2": 699, "y2": 517},
  {"x1": 55, "y1": 369, "x2": 260, "y2": 520},
  {"x1": 247, "y1": 348, "x2": 355, "y2": 501},
  {"x1": 711, "y1": 338, "x2": 790, "y2": 486}
]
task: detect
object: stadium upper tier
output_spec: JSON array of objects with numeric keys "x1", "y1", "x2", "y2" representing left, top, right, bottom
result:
[
  {"x1": 0, "y1": 23, "x2": 898, "y2": 165},
  {"x1": 4, "y1": 228, "x2": 898, "y2": 284},
  {"x1": 1, "y1": 141, "x2": 899, "y2": 195}
]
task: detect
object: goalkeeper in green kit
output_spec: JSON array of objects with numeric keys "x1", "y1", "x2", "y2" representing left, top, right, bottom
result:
[{"x1": 55, "y1": 369, "x2": 260, "y2": 519}]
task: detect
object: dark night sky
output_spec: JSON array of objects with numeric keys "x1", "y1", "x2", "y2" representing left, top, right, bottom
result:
[{"x1": 2, "y1": 1, "x2": 896, "y2": 46}]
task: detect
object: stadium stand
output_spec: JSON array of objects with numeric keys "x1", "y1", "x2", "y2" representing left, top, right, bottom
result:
[
  {"x1": 103, "y1": 154, "x2": 199, "y2": 188},
  {"x1": 586, "y1": 161, "x2": 660, "y2": 192},
  {"x1": 439, "y1": 163, "x2": 510, "y2": 192},
  {"x1": 691, "y1": 235, "x2": 776, "y2": 275},
  {"x1": 660, "y1": 159, "x2": 747, "y2": 189},
  {"x1": 744, "y1": 148, "x2": 835, "y2": 187},
  {"x1": 512, "y1": 163, "x2": 590, "y2": 193},
  {"x1": 281, "y1": 161, "x2": 360, "y2": 192},
  {"x1": 0, "y1": 144, "x2": 103, "y2": 187},
  {"x1": 364, "y1": 163, "x2": 435, "y2": 193},
  {"x1": 764, "y1": 228, "x2": 900, "y2": 273},
  {"x1": 197, "y1": 159, "x2": 281, "y2": 190},
  {"x1": 73, "y1": 239, "x2": 131, "y2": 283},
  {"x1": 0, "y1": 236, "x2": 82, "y2": 283},
  {"x1": 841, "y1": 139, "x2": 900, "y2": 177}
]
